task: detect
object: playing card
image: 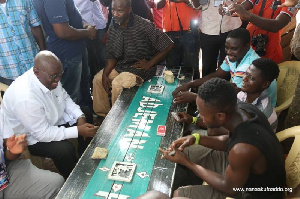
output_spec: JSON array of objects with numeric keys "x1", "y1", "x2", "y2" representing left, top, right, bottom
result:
[{"x1": 157, "y1": 125, "x2": 166, "y2": 136}]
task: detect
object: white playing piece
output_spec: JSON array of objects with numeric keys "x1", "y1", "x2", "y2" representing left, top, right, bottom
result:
[
  {"x1": 99, "y1": 167, "x2": 110, "y2": 172},
  {"x1": 108, "y1": 161, "x2": 136, "y2": 182},
  {"x1": 171, "y1": 112, "x2": 180, "y2": 121},
  {"x1": 147, "y1": 85, "x2": 164, "y2": 94},
  {"x1": 137, "y1": 172, "x2": 150, "y2": 179},
  {"x1": 112, "y1": 183, "x2": 123, "y2": 193}
]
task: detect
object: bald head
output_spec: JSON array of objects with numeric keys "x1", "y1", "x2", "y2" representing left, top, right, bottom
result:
[
  {"x1": 34, "y1": 50, "x2": 62, "y2": 71},
  {"x1": 33, "y1": 50, "x2": 63, "y2": 90},
  {"x1": 112, "y1": 0, "x2": 131, "y2": 7}
]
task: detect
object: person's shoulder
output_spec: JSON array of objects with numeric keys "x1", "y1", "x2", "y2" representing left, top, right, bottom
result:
[
  {"x1": 133, "y1": 14, "x2": 153, "y2": 26},
  {"x1": 228, "y1": 142, "x2": 262, "y2": 166}
]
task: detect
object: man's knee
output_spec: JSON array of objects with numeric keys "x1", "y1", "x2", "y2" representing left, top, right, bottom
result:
[
  {"x1": 112, "y1": 72, "x2": 139, "y2": 89},
  {"x1": 53, "y1": 141, "x2": 76, "y2": 160},
  {"x1": 93, "y1": 70, "x2": 103, "y2": 85}
]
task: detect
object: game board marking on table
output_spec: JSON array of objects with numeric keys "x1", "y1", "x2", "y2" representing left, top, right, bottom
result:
[{"x1": 82, "y1": 77, "x2": 176, "y2": 198}]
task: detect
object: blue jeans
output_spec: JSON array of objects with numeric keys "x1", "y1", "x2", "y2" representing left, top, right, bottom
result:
[
  {"x1": 61, "y1": 54, "x2": 82, "y2": 103},
  {"x1": 166, "y1": 30, "x2": 199, "y2": 78}
]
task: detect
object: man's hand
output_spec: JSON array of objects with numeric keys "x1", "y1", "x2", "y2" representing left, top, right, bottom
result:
[
  {"x1": 77, "y1": 117, "x2": 86, "y2": 126},
  {"x1": 173, "y1": 91, "x2": 197, "y2": 104},
  {"x1": 228, "y1": 4, "x2": 251, "y2": 20},
  {"x1": 78, "y1": 123, "x2": 99, "y2": 137},
  {"x1": 172, "y1": 84, "x2": 190, "y2": 97},
  {"x1": 6, "y1": 134, "x2": 28, "y2": 155},
  {"x1": 219, "y1": 4, "x2": 225, "y2": 15},
  {"x1": 132, "y1": 59, "x2": 151, "y2": 70},
  {"x1": 158, "y1": 147, "x2": 191, "y2": 166},
  {"x1": 278, "y1": 0, "x2": 298, "y2": 7},
  {"x1": 176, "y1": 112, "x2": 193, "y2": 123},
  {"x1": 87, "y1": 25, "x2": 97, "y2": 40},
  {"x1": 102, "y1": 74, "x2": 112, "y2": 93},
  {"x1": 170, "y1": 135, "x2": 196, "y2": 151}
]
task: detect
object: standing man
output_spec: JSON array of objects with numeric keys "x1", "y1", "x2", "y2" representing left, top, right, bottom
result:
[
  {"x1": 74, "y1": 0, "x2": 108, "y2": 80},
  {"x1": 1, "y1": 51, "x2": 98, "y2": 179},
  {"x1": 190, "y1": 0, "x2": 241, "y2": 77},
  {"x1": 33, "y1": 0, "x2": 97, "y2": 102},
  {"x1": 155, "y1": 0, "x2": 200, "y2": 78},
  {"x1": 0, "y1": 0, "x2": 45, "y2": 85},
  {"x1": 160, "y1": 78, "x2": 285, "y2": 199},
  {"x1": 223, "y1": 0, "x2": 295, "y2": 63},
  {"x1": 92, "y1": 0, "x2": 174, "y2": 118}
]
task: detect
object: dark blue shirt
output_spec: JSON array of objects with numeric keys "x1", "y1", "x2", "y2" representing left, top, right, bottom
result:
[{"x1": 33, "y1": 0, "x2": 84, "y2": 60}]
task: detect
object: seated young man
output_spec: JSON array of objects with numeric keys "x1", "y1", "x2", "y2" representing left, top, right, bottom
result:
[
  {"x1": 172, "y1": 28, "x2": 277, "y2": 107},
  {"x1": 176, "y1": 57, "x2": 279, "y2": 133},
  {"x1": 160, "y1": 78, "x2": 285, "y2": 199},
  {"x1": 92, "y1": 0, "x2": 173, "y2": 118},
  {"x1": 0, "y1": 115, "x2": 64, "y2": 198}
]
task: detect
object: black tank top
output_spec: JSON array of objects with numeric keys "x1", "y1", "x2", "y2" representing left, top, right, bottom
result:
[{"x1": 227, "y1": 102, "x2": 286, "y2": 199}]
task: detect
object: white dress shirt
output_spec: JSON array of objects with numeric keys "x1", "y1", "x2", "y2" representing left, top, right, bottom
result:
[
  {"x1": 74, "y1": 0, "x2": 108, "y2": 30},
  {"x1": 199, "y1": 0, "x2": 242, "y2": 35},
  {"x1": 1, "y1": 68, "x2": 82, "y2": 145}
]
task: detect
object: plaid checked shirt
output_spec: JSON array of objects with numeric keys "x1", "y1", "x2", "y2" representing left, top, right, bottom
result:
[{"x1": 0, "y1": 0, "x2": 41, "y2": 80}]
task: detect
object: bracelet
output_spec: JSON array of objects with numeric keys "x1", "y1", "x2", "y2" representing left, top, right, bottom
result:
[
  {"x1": 192, "y1": 133, "x2": 200, "y2": 145},
  {"x1": 192, "y1": 117, "x2": 198, "y2": 124}
]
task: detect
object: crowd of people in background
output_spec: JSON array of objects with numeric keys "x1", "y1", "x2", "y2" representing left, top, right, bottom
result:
[{"x1": 0, "y1": 0, "x2": 299, "y2": 197}]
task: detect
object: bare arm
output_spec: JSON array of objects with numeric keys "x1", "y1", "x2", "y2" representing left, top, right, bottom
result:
[
  {"x1": 172, "y1": 68, "x2": 230, "y2": 97},
  {"x1": 102, "y1": 59, "x2": 118, "y2": 93},
  {"x1": 161, "y1": 143, "x2": 262, "y2": 196},
  {"x1": 229, "y1": 3, "x2": 291, "y2": 33},
  {"x1": 31, "y1": 26, "x2": 46, "y2": 50},
  {"x1": 133, "y1": 44, "x2": 174, "y2": 70},
  {"x1": 278, "y1": 0, "x2": 298, "y2": 7},
  {"x1": 52, "y1": 22, "x2": 96, "y2": 40}
]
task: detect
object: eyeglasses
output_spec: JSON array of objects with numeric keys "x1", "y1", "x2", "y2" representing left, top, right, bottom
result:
[{"x1": 39, "y1": 69, "x2": 64, "y2": 80}]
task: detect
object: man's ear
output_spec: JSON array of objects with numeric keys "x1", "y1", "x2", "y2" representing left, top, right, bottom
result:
[
  {"x1": 217, "y1": 112, "x2": 226, "y2": 122},
  {"x1": 262, "y1": 81, "x2": 271, "y2": 90},
  {"x1": 33, "y1": 67, "x2": 39, "y2": 76}
]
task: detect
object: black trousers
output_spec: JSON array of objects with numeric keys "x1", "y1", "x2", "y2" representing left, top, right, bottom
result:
[
  {"x1": 200, "y1": 32, "x2": 229, "y2": 77},
  {"x1": 28, "y1": 140, "x2": 78, "y2": 179}
]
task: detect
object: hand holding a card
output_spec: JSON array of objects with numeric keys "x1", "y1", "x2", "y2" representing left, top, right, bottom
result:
[
  {"x1": 170, "y1": 135, "x2": 196, "y2": 151},
  {"x1": 173, "y1": 91, "x2": 197, "y2": 104},
  {"x1": 158, "y1": 147, "x2": 191, "y2": 166},
  {"x1": 174, "y1": 112, "x2": 193, "y2": 123}
]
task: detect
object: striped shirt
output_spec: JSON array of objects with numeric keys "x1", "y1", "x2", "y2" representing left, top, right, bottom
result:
[
  {"x1": 237, "y1": 90, "x2": 278, "y2": 132},
  {"x1": 106, "y1": 13, "x2": 173, "y2": 80},
  {"x1": 0, "y1": 0, "x2": 41, "y2": 80},
  {"x1": 221, "y1": 48, "x2": 277, "y2": 107}
]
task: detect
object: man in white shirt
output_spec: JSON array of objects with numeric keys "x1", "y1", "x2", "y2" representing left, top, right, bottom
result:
[
  {"x1": 74, "y1": 0, "x2": 108, "y2": 74},
  {"x1": 191, "y1": 0, "x2": 241, "y2": 77},
  {"x1": 0, "y1": 115, "x2": 64, "y2": 198},
  {"x1": 1, "y1": 51, "x2": 99, "y2": 179}
]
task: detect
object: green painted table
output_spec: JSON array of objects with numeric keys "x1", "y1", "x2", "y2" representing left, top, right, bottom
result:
[{"x1": 56, "y1": 68, "x2": 193, "y2": 199}]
